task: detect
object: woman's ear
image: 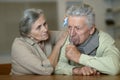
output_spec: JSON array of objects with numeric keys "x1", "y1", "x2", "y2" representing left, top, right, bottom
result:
[{"x1": 27, "y1": 33, "x2": 33, "y2": 39}]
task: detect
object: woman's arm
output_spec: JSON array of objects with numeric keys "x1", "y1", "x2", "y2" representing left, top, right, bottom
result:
[{"x1": 48, "y1": 31, "x2": 68, "y2": 68}]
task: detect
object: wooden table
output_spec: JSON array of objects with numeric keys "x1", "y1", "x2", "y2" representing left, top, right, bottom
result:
[{"x1": 0, "y1": 75, "x2": 120, "y2": 80}]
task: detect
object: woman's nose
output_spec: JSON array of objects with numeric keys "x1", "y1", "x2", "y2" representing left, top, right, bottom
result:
[{"x1": 42, "y1": 25, "x2": 48, "y2": 32}]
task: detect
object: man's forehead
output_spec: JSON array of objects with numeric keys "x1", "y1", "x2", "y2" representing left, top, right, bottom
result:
[
  {"x1": 68, "y1": 16, "x2": 87, "y2": 25},
  {"x1": 68, "y1": 16, "x2": 87, "y2": 19},
  {"x1": 68, "y1": 16, "x2": 87, "y2": 23}
]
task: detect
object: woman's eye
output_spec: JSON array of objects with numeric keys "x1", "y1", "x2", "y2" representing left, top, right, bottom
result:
[
  {"x1": 43, "y1": 22, "x2": 47, "y2": 26},
  {"x1": 36, "y1": 25, "x2": 41, "y2": 30}
]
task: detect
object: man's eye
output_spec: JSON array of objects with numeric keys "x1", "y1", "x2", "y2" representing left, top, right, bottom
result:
[
  {"x1": 68, "y1": 26, "x2": 72, "y2": 29},
  {"x1": 76, "y1": 27, "x2": 81, "y2": 30}
]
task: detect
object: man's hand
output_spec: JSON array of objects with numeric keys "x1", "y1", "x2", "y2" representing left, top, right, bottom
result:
[
  {"x1": 72, "y1": 66, "x2": 100, "y2": 76},
  {"x1": 65, "y1": 44, "x2": 81, "y2": 63}
]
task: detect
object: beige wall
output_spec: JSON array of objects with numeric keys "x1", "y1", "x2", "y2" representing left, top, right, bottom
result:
[{"x1": 0, "y1": 2, "x2": 57, "y2": 55}]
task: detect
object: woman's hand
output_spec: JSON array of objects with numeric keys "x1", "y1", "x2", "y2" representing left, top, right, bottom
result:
[
  {"x1": 48, "y1": 31, "x2": 68, "y2": 67},
  {"x1": 56, "y1": 31, "x2": 68, "y2": 47}
]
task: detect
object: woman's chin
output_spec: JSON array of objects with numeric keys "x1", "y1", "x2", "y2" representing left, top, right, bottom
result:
[{"x1": 44, "y1": 36, "x2": 49, "y2": 40}]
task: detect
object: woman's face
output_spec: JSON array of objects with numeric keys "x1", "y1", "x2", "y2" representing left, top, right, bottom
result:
[{"x1": 29, "y1": 15, "x2": 49, "y2": 42}]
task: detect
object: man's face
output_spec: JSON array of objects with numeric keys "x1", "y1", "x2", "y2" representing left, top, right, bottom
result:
[{"x1": 68, "y1": 16, "x2": 94, "y2": 45}]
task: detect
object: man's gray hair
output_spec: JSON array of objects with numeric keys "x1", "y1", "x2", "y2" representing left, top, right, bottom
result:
[
  {"x1": 66, "y1": 4, "x2": 95, "y2": 28},
  {"x1": 19, "y1": 8, "x2": 44, "y2": 37}
]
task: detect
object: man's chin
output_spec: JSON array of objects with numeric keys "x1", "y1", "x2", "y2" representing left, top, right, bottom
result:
[{"x1": 73, "y1": 42, "x2": 80, "y2": 46}]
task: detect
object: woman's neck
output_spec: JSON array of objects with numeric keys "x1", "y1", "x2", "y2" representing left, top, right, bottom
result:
[{"x1": 38, "y1": 41, "x2": 45, "y2": 52}]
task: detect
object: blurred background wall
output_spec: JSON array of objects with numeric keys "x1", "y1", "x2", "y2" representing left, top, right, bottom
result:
[{"x1": 0, "y1": 0, "x2": 120, "y2": 63}]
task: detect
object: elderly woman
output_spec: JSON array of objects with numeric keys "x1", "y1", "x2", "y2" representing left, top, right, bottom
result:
[{"x1": 10, "y1": 8, "x2": 67, "y2": 75}]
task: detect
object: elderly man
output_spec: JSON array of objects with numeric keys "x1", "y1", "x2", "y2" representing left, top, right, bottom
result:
[{"x1": 55, "y1": 4, "x2": 120, "y2": 76}]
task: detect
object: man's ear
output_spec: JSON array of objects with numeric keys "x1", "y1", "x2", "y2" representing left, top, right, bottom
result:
[{"x1": 90, "y1": 26, "x2": 95, "y2": 35}]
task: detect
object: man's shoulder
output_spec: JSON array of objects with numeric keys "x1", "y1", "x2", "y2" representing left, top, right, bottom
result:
[
  {"x1": 98, "y1": 30, "x2": 115, "y2": 44},
  {"x1": 99, "y1": 30, "x2": 109, "y2": 36}
]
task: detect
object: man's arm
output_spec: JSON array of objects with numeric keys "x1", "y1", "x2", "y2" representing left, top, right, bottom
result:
[
  {"x1": 79, "y1": 32, "x2": 120, "y2": 75},
  {"x1": 65, "y1": 44, "x2": 100, "y2": 76},
  {"x1": 79, "y1": 45, "x2": 120, "y2": 75},
  {"x1": 65, "y1": 33, "x2": 120, "y2": 75},
  {"x1": 55, "y1": 37, "x2": 100, "y2": 75}
]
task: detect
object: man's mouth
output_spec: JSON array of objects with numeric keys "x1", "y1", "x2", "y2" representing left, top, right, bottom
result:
[{"x1": 69, "y1": 37, "x2": 75, "y2": 44}]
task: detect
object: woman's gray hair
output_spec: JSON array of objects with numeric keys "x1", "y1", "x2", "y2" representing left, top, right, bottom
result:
[
  {"x1": 66, "y1": 4, "x2": 95, "y2": 28},
  {"x1": 19, "y1": 8, "x2": 44, "y2": 37}
]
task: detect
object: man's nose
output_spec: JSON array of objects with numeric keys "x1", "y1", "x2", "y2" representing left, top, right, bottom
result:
[{"x1": 70, "y1": 28, "x2": 75, "y2": 37}]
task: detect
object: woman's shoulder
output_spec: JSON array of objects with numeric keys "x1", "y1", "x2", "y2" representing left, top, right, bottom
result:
[
  {"x1": 11, "y1": 37, "x2": 35, "y2": 53},
  {"x1": 12, "y1": 37, "x2": 32, "y2": 47},
  {"x1": 13, "y1": 37, "x2": 24, "y2": 44},
  {"x1": 13, "y1": 37, "x2": 36, "y2": 45},
  {"x1": 12, "y1": 37, "x2": 25, "y2": 47}
]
